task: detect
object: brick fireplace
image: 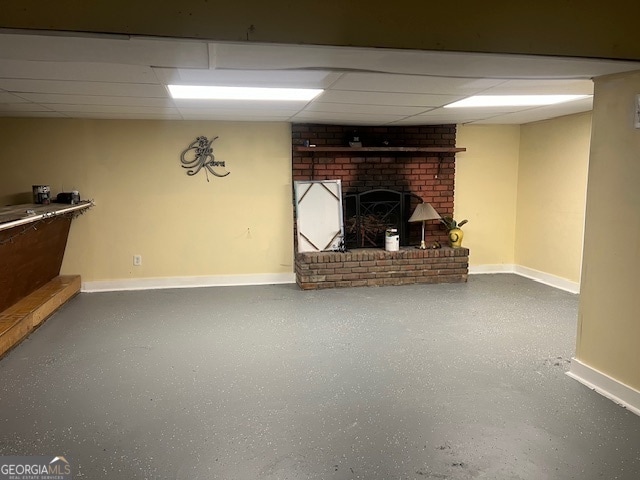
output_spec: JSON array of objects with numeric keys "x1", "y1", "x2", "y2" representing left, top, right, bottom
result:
[{"x1": 292, "y1": 124, "x2": 469, "y2": 289}]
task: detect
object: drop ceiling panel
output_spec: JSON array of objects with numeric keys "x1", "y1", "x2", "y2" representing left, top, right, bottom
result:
[
  {"x1": 153, "y1": 67, "x2": 340, "y2": 88},
  {"x1": 214, "y1": 43, "x2": 376, "y2": 71},
  {"x1": 391, "y1": 51, "x2": 640, "y2": 79},
  {"x1": 318, "y1": 90, "x2": 460, "y2": 107},
  {"x1": 0, "y1": 111, "x2": 66, "y2": 118},
  {"x1": 0, "y1": 91, "x2": 29, "y2": 103},
  {"x1": 1, "y1": 31, "x2": 639, "y2": 124},
  {"x1": 67, "y1": 112, "x2": 183, "y2": 120},
  {"x1": 481, "y1": 79, "x2": 594, "y2": 95},
  {"x1": 291, "y1": 111, "x2": 406, "y2": 125},
  {"x1": 472, "y1": 97, "x2": 594, "y2": 124},
  {"x1": 177, "y1": 107, "x2": 300, "y2": 117},
  {"x1": 330, "y1": 73, "x2": 504, "y2": 94},
  {"x1": 45, "y1": 104, "x2": 180, "y2": 115},
  {"x1": 213, "y1": 42, "x2": 640, "y2": 79},
  {"x1": 215, "y1": 42, "x2": 491, "y2": 76},
  {"x1": 14, "y1": 93, "x2": 176, "y2": 107},
  {"x1": 418, "y1": 105, "x2": 526, "y2": 116},
  {"x1": 0, "y1": 59, "x2": 158, "y2": 83},
  {"x1": 181, "y1": 113, "x2": 291, "y2": 121},
  {"x1": 0, "y1": 34, "x2": 209, "y2": 68},
  {"x1": 389, "y1": 110, "x2": 491, "y2": 125},
  {"x1": 172, "y1": 99, "x2": 309, "y2": 110},
  {"x1": 388, "y1": 115, "x2": 486, "y2": 126},
  {"x1": 0, "y1": 79, "x2": 168, "y2": 97},
  {"x1": 0, "y1": 103, "x2": 53, "y2": 112},
  {"x1": 302, "y1": 102, "x2": 428, "y2": 116},
  {"x1": 457, "y1": 54, "x2": 640, "y2": 79}
]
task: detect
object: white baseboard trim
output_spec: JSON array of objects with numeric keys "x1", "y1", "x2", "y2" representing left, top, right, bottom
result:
[
  {"x1": 83, "y1": 265, "x2": 577, "y2": 294},
  {"x1": 468, "y1": 264, "x2": 516, "y2": 274},
  {"x1": 469, "y1": 264, "x2": 579, "y2": 294},
  {"x1": 513, "y1": 265, "x2": 580, "y2": 294},
  {"x1": 82, "y1": 273, "x2": 296, "y2": 292},
  {"x1": 567, "y1": 358, "x2": 640, "y2": 417}
]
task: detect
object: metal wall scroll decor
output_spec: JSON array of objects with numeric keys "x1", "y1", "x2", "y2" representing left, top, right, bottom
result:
[{"x1": 180, "y1": 136, "x2": 230, "y2": 182}]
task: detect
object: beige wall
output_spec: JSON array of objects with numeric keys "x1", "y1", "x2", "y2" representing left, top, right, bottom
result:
[
  {"x1": 455, "y1": 125, "x2": 520, "y2": 266},
  {"x1": 2, "y1": 1, "x2": 639, "y2": 60},
  {"x1": 457, "y1": 115, "x2": 591, "y2": 279},
  {"x1": 515, "y1": 113, "x2": 592, "y2": 283},
  {"x1": 577, "y1": 71, "x2": 640, "y2": 391},
  {"x1": 0, "y1": 119, "x2": 294, "y2": 282},
  {"x1": 1, "y1": 118, "x2": 592, "y2": 284}
]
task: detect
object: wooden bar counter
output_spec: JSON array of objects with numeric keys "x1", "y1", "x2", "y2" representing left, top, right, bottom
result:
[{"x1": 0, "y1": 201, "x2": 91, "y2": 357}]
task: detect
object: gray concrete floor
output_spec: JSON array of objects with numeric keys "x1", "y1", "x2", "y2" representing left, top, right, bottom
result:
[{"x1": 1, "y1": 274, "x2": 639, "y2": 479}]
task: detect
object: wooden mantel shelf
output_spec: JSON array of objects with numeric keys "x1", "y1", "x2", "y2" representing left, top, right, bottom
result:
[{"x1": 294, "y1": 146, "x2": 466, "y2": 153}]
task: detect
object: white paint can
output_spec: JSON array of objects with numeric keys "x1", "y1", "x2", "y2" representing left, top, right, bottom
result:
[{"x1": 385, "y1": 228, "x2": 399, "y2": 252}]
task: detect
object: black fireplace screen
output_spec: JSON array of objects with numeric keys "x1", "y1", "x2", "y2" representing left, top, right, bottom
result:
[{"x1": 343, "y1": 189, "x2": 422, "y2": 248}]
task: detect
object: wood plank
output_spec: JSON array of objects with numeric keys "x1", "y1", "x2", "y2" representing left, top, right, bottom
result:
[{"x1": 0, "y1": 275, "x2": 81, "y2": 358}]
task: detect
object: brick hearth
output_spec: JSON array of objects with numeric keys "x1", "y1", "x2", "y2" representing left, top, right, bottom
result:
[{"x1": 295, "y1": 247, "x2": 469, "y2": 290}]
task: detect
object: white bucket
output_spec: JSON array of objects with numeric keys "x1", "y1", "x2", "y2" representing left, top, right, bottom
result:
[{"x1": 385, "y1": 228, "x2": 399, "y2": 252}]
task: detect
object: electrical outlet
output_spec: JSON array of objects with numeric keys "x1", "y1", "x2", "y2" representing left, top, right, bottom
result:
[{"x1": 133, "y1": 254, "x2": 142, "y2": 266}]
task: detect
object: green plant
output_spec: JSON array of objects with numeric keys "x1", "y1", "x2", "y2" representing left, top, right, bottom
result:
[{"x1": 440, "y1": 216, "x2": 468, "y2": 230}]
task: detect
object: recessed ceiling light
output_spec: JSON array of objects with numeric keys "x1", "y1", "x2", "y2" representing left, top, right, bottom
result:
[
  {"x1": 168, "y1": 85, "x2": 323, "y2": 101},
  {"x1": 444, "y1": 95, "x2": 591, "y2": 108}
]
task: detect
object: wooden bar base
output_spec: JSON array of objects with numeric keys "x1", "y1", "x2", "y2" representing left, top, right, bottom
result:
[{"x1": 0, "y1": 275, "x2": 81, "y2": 358}]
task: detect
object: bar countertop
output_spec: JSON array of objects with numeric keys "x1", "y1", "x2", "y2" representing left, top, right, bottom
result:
[{"x1": 0, "y1": 201, "x2": 92, "y2": 232}]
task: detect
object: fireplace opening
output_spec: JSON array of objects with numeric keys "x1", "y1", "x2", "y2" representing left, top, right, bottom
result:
[{"x1": 343, "y1": 189, "x2": 423, "y2": 248}]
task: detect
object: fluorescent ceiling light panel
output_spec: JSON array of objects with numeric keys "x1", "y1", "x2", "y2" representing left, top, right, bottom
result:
[
  {"x1": 168, "y1": 85, "x2": 323, "y2": 101},
  {"x1": 444, "y1": 95, "x2": 591, "y2": 108}
]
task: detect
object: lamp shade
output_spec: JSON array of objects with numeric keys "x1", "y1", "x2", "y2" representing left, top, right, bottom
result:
[{"x1": 408, "y1": 202, "x2": 441, "y2": 222}]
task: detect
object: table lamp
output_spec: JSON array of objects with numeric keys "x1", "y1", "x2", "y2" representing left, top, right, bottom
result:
[{"x1": 408, "y1": 202, "x2": 441, "y2": 249}]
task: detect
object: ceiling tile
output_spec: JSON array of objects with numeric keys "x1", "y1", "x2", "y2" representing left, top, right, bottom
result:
[
  {"x1": 0, "y1": 79, "x2": 168, "y2": 97},
  {"x1": 0, "y1": 34, "x2": 208, "y2": 68},
  {"x1": 1, "y1": 32, "x2": 636, "y2": 124},
  {"x1": 0, "y1": 111, "x2": 67, "y2": 118},
  {"x1": 418, "y1": 106, "x2": 525, "y2": 116},
  {"x1": 0, "y1": 91, "x2": 29, "y2": 103},
  {"x1": 181, "y1": 113, "x2": 292, "y2": 121},
  {"x1": 0, "y1": 59, "x2": 158, "y2": 83},
  {"x1": 471, "y1": 97, "x2": 594, "y2": 124},
  {"x1": 177, "y1": 107, "x2": 299, "y2": 117},
  {"x1": 14, "y1": 93, "x2": 175, "y2": 107},
  {"x1": 213, "y1": 42, "x2": 640, "y2": 78},
  {"x1": 45, "y1": 104, "x2": 180, "y2": 114},
  {"x1": 330, "y1": 73, "x2": 503, "y2": 94},
  {"x1": 318, "y1": 90, "x2": 460, "y2": 107},
  {"x1": 302, "y1": 102, "x2": 427, "y2": 116},
  {"x1": 172, "y1": 99, "x2": 308, "y2": 111},
  {"x1": 388, "y1": 115, "x2": 487, "y2": 126},
  {"x1": 65, "y1": 112, "x2": 183, "y2": 120},
  {"x1": 214, "y1": 43, "x2": 368, "y2": 71},
  {"x1": 0, "y1": 103, "x2": 54, "y2": 112},
  {"x1": 481, "y1": 79, "x2": 594, "y2": 95},
  {"x1": 153, "y1": 67, "x2": 340, "y2": 88},
  {"x1": 291, "y1": 111, "x2": 406, "y2": 125}
]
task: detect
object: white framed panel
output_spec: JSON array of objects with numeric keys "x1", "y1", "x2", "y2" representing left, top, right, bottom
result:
[{"x1": 294, "y1": 180, "x2": 344, "y2": 253}]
